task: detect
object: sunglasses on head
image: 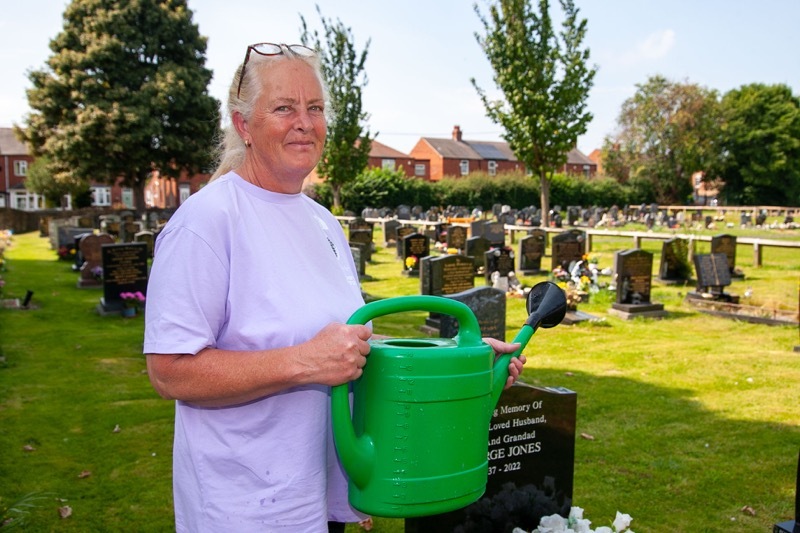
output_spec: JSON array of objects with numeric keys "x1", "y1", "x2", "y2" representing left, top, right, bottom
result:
[{"x1": 236, "y1": 43, "x2": 317, "y2": 99}]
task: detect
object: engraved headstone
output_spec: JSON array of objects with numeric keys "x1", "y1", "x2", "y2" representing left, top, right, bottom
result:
[
  {"x1": 484, "y1": 247, "x2": 515, "y2": 287},
  {"x1": 98, "y1": 242, "x2": 149, "y2": 314},
  {"x1": 710, "y1": 233, "x2": 743, "y2": 278},
  {"x1": 610, "y1": 249, "x2": 666, "y2": 319},
  {"x1": 401, "y1": 233, "x2": 430, "y2": 277},
  {"x1": 446, "y1": 225, "x2": 468, "y2": 252},
  {"x1": 518, "y1": 231, "x2": 546, "y2": 275},
  {"x1": 383, "y1": 219, "x2": 400, "y2": 245},
  {"x1": 437, "y1": 286, "x2": 506, "y2": 341},
  {"x1": 395, "y1": 226, "x2": 417, "y2": 257},
  {"x1": 658, "y1": 237, "x2": 691, "y2": 284},
  {"x1": 689, "y1": 253, "x2": 739, "y2": 303},
  {"x1": 134, "y1": 230, "x2": 155, "y2": 259},
  {"x1": 420, "y1": 254, "x2": 475, "y2": 297},
  {"x1": 349, "y1": 229, "x2": 373, "y2": 262},
  {"x1": 551, "y1": 229, "x2": 586, "y2": 270},
  {"x1": 78, "y1": 233, "x2": 115, "y2": 288},
  {"x1": 405, "y1": 383, "x2": 577, "y2": 532},
  {"x1": 482, "y1": 221, "x2": 505, "y2": 247}
]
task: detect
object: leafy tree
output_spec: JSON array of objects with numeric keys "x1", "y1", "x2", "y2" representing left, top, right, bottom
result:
[
  {"x1": 604, "y1": 75, "x2": 722, "y2": 204},
  {"x1": 16, "y1": 0, "x2": 219, "y2": 213},
  {"x1": 301, "y1": 6, "x2": 374, "y2": 212},
  {"x1": 719, "y1": 83, "x2": 800, "y2": 205},
  {"x1": 473, "y1": 0, "x2": 596, "y2": 226},
  {"x1": 24, "y1": 156, "x2": 83, "y2": 208}
]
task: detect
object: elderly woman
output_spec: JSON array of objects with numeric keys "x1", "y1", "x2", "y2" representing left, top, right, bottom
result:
[{"x1": 144, "y1": 43, "x2": 525, "y2": 532}]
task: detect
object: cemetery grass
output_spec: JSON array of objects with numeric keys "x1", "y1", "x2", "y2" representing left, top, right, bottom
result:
[{"x1": 0, "y1": 231, "x2": 798, "y2": 532}]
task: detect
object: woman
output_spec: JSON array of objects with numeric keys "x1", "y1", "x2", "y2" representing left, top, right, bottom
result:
[{"x1": 144, "y1": 43, "x2": 525, "y2": 532}]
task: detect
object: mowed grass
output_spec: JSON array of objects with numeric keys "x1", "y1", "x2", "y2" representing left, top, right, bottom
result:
[{"x1": 1, "y1": 225, "x2": 799, "y2": 532}]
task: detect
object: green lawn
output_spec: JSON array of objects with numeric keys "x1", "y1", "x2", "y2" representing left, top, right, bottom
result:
[{"x1": 1, "y1": 227, "x2": 799, "y2": 532}]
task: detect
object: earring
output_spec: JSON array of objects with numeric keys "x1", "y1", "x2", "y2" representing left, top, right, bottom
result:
[{"x1": 245, "y1": 139, "x2": 252, "y2": 148}]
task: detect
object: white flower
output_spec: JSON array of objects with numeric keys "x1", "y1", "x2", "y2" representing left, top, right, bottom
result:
[
  {"x1": 572, "y1": 518, "x2": 593, "y2": 533},
  {"x1": 569, "y1": 507, "x2": 585, "y2": 520},
  {"x1": 612, "y1": 511, "x2": 633, "y2": 531},
  {"x1": 538, "y1": 514, "x2": 568, "y2": 532},
  {"x1": 594, "y1": 527, "x2": 613, "y2": 533},
  {"x1": 512, "y1": 528, "x2": 529, "y2": 533}
]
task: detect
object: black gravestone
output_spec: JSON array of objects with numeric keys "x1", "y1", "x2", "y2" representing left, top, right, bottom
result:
[
  {"x1": 436, "y1": 286, "x2": 506, "y2": 341},
  {"x1": 349, "y1": 229, "x2": 373, "y2": 262},
  {"x1": 773, "y1": 448, "x2": 800, "y2": 533},
  {"x1": 710, "y1": 233, "x2": 743, "y2": 278},
  {"x1": 688, "y1": 253, "x2": 739, "y2": 303},
  {"x1": 484, "y1": 247, "x2": 515, "y2": 287},
  {"x1": 518, "y1": 231, "x2": 546, "y2": 275},
  {"x1": 99, "y1": 242, "x2": 149, "y2": 313},
  {"x1": 349, "y1": 245, "x2": 366, "y2": 279},
  {"x1": 395, "y1": 226, "x2": 417, "y2": 257},
  {"x1": 466, "y1": 236, "x2": 491, "y2": 275},
  {"x1": 658, "y1": 237, "x2": 691, "y2": 284},
  {"x1": 446, "y1": 225, "x2": 468, "y2": 252},
  {"x1": 482, "y1": 221, "x2": 505, "y2": 248},
  {"x1": 383, "y1": 219, "x2": 401, "y2": 245},
  {"x1": 611, "y1": 249, "x2": 666, "y2": 319},
  {"x1": 405, "y1": 383, "x2": 577, "y2": 532},
  {"x1": 551, "y1": 230, "x2": 586, "y2": 271},
  {"x1": 420, "y1": 254, "x2": 476, "y2": 297},
  {"x1": 401, "y1": 233, "x2": 430, "y2": 277}
]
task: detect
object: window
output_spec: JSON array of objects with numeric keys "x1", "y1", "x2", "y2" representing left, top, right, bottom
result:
[
  {"x1": 91, "y1": 186, "x2": 112, "y2": 206},
  {"x1": 381, "y1": 158, "x2": 396, "y2": 170},
  {"x1": 14, "y1": 160, "x2": 28, "y2": 176},
  {"x1": 459, "y1": 160, "x2": 469, "y2": 176},
  {"x1": 488, "y1": 160, "x2": 497, "y2": 176},
  {"x1": 414, "y1": 164, "x2": 425, "y2": 177},
  {"x1": 179, "y1": 184, "x2": 191, "y2": 204},
  {"x1": 583, "y1": 164, "x2": 591, "y2": 178},
  {"x1": 121, "y1": 188, "x2": 134, "y2": 209}
]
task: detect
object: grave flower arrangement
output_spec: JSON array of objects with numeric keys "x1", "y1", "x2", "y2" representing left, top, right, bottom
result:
[
  {"x1": 120, "y1": 291, "x2": 146, "y2": 310},
  {"x1": 91, "y1": 266, "x2": 103, "y2": 281},
  {"x1": 516, "y1": 506, "x2": 634, "y2": 533},
  {"x1": 405, "y1": 255, "x2": 418, "y2": 271}
]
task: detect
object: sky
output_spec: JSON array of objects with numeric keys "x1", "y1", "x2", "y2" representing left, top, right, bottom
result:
[{"x1": 1, "y1": 0, "x2": 798, "y2": 156}]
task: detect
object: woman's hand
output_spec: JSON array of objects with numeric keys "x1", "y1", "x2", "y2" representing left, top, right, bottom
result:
[{"x1": 483, "y1": 337, "x2": 526, "y2": 390}]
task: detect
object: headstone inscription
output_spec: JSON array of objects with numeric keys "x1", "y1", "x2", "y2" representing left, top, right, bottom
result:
[
  {"x1": 610, "y1": 249, "x2": 666, "y2": 319},
  {"x1": 401, "y1": 233, "x2": 430, "y2": 277},
  {"x1": 482, "y1": 221, "x2": 505, "y2": 248},
  {"x1": 405, "y1": 383, "x2": 577, "y2": 533},
  {"x1": 518, "y1": 230, "x2": 546, "y2": 275},
  {"x1": 98, "y1": 242, "x2": 149, "y2": 314},
  {"x1": 446, "y1": 225, "x2": 468, "y2": 252},
  {"x1": 437, "y1": 286, "x2": 506, "y2": 341},
  {"x1": 395, "y1": 226, "x2": 417, "y2": 258},
  {"x1": 710, "y1": 233, "x2": 743, "y2": 278},
  {"x1": 550, "y1": 229, "x2": 586, "y2": 271},
  {"x1": 689, "y1": 253, "x2": 739, "y2": 303},
  {"x1": 658, "y1": 237, "x2": 691, "y2": 284},
  {"x1": 484, "y1": 247, "x2": 515, "y2": 289},
  {"x1": 420, "y1": 254, "x2": 477, "y2": 333},
  {"x1": 78, "y1": 233, "x2": 115, "y2": 288}
]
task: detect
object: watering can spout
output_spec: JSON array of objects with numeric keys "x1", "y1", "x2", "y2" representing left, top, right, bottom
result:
[{"x1": 491, "y1": 281, "x2": 567, "y2": 408}]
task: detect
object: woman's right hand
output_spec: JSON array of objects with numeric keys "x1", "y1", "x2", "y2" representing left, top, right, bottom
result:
[{"x1": 299, "y1": 323, "x2": 372, "y2": 386}]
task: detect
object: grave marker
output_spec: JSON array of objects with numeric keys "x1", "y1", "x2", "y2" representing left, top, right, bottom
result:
[
  {"x1": 518, "y1": 231, "x2": 546, "y2": 275},
  {"x1": 98, "y1": 242, "x2": 149, "y2": 314},
  {"x1": 658, "y1": 237, "x2": 691, "y2": 284},
  {"x1": 610, "y1": 249, "x2": 666, "y2": 319},
  {"x1": 551, "y1": 230, "x2": 586, "y2": 270}
]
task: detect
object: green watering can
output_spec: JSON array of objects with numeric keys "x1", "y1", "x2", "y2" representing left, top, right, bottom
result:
[{"x1": 331, "y1": 281, "x2": 567, "y2": 518}]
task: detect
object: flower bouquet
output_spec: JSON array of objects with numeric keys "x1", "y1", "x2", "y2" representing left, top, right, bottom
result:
[
  {"x1": 120, "y1": 291, "x2": 145, "y2": 316},
  {"x1": 516, "y1": 507, "x2": 634, "y2": 533}
]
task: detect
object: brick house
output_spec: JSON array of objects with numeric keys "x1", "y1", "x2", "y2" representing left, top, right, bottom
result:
[
  {"x1": 0, "y1": 128, "x2": 39, "y2": 210},
  {"x1": 143, "y1": 168, "x2": 211, "y2": 209},
  {"x1": 409, "y1": 125, "x2": 596, "y2": 180}
]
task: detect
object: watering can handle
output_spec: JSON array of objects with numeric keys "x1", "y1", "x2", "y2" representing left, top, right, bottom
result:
[
  {"x1": 345, "y1": 295, "x2": 484, "y2": 345},
  {"x1": 331, "y1": 295, "x2": 485, "y2": 490}
]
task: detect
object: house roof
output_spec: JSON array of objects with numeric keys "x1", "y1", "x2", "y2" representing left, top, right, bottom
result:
[
  {"x1": 420, "y1": 136, "x2": 521, "y2": 161},
  {"x1": 566, "y1": 147, "x2": 594, "y2": 166},
  {"x1": 0, "y1": 128, "x2": 29, "y2": 156},
  {"x1": 369, "y1": 139, "x2": 409, "y2": 159}
]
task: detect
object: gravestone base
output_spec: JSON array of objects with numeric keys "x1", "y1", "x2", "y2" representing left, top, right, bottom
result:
[
  {"x1": 686, "y1": 291, "x2": 740, "y2": 304},
  {"x1": 657, "y1": 276, "x2": 691, "y2": 286},
  {"x1": 401, "y1": 270, "x2": 419, "y2": 278},
  {"x1": 731, "y1": 269, "x2": 746, "y2": 280},
  {"x1": 96, "y1": 298, "x2": 126, "y2": 317},
  {"x1": 609, "y1": 302, "x2": 667, "y2": 320},
  {"x1": 773, "y1": 520, "x2": 799, "y2": 533},
  {"x1": 77, "y1": 279, "x2": 102, "y2": 289},
  {"x1": 562, "y1": 309, "x2": 602, "y2": 325}
]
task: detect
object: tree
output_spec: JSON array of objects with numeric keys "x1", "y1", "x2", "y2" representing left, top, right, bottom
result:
[
  {"x1": 16, "y1": 0, "x2": 219, "y2": 213},
  {"x1": 473, "y1": 0, "x2": 596, "y2": 226},
  {"x1": 24, "y1": 156, "x2": 84, "y2": 208},
  {"x1": 300, "y1": 6, "x2": 374, "y2": 213},
  {"x1": 719, "y1": 83, "x2": 800, "y2": 205},
  {"x1": 604, "y1": 75, "x2": 722, "y2": 204}
]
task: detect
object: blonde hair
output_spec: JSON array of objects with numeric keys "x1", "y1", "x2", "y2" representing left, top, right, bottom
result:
[{"x1": 210, "y1": 48, "x2": 329, "y2": 181}]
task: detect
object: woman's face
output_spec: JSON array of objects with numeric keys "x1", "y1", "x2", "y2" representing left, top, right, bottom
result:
[{"x1": 244, "y1": 59, "x2": 327, "y2": 192}]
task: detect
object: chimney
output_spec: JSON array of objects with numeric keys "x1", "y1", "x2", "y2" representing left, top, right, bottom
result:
[{"x1": 452, "y1": 125, "x2": 462, "y2": 142}]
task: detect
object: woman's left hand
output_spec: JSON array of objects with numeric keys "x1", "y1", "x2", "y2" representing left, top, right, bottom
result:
[{"x1": 483, "y1": 337, "x2": 526, "y2": 390}]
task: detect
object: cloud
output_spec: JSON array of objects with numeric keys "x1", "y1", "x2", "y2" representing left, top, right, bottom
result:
[{"x1": 619, "y1": 29, "x2": 676, "y2": 66}]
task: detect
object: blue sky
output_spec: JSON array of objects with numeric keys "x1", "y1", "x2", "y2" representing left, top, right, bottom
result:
[{"x1": 1, "y1": 0, "x2": 798, "y2": 156}]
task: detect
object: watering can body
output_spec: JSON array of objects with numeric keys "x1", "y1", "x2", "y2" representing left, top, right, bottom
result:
[{"x1": 331, "y1": 295, "x2": 507, "y2": 518}]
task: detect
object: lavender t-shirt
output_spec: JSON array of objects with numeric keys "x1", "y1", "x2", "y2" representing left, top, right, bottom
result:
[{"x1": 144, "y1": 172, "x2": 366, "y2": 531}]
